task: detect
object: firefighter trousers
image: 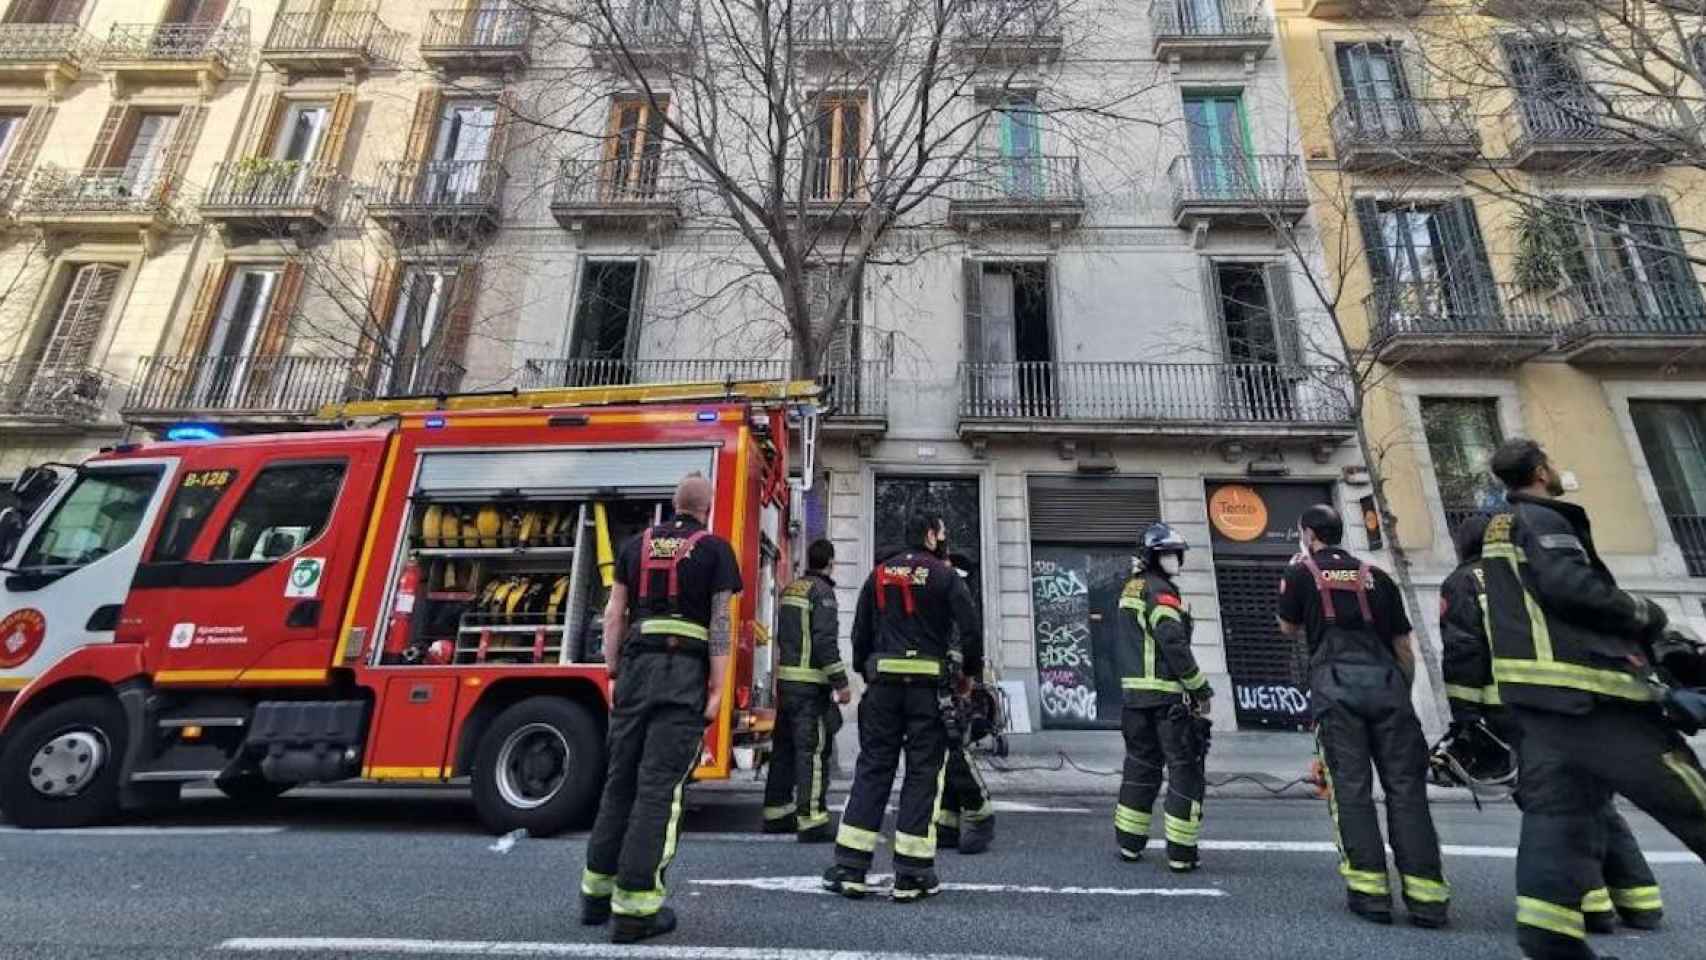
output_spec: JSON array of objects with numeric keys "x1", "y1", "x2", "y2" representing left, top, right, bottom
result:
[
  {"x1": 834, "y1": 680, "x2": 949, "y2": 878},
  {"x1": 581, "y1": 652, "x2": 707, "y2": 919},
  {"x1": 1578, "y1": 804, "x2": 1661, "y2": 926},
  {"x1": 762, "y1": 681, "x2": 842, "y2": 833},
  {"x1": 935, "y1": 742, "x2": 994, "y2": 840},
  {"x1": 1509, "y1": 704, "x2": 1706, "y2": 960},
  {"x1": 1115, "y1": 703, "x2": 1205, "y2": 867},
  {"x1": 1315, "y1": 694, "x2": 1449, "y2": 920}
]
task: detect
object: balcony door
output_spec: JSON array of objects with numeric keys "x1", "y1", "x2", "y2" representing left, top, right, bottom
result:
[
  {"x1": 465, "y1": 0, "x2": 515, "y2": 45},
  {"x1": 428, "y1": 101, "x2": 495, "y2": 203},
  {"x1": 1558, "y1": 198, "x2": 1706, "y2": 331},
  {"x1": 100, "y1": 111, "x2": 179, "y2": 198},
  {"x1": 1504, "y1": 39, "x2": 1594, "y2": 136},
  {"x1": 193, "y1": 267, "x2": 280, "y2": 409},
  {"x1": 606, "y1": 97, "x2": 666, "y2": 201},
  {"x1": 17, "y1": 263, "x2": 120, "y2": 415},
  {"x1": 382, "y1": 267, "x2": 455, "y2": 396},
  {"x1": 4, "y1": 0, "x2": 84, "y2": 23},
  {"x1": 565, "y1": 260, "x2": 647, "y2": 386},
  {"x1": 271, "y1": 102, "x2": 329, "y2": 199},
  {"x1": 1357, "y1": 198, "x2": 1499, "y2": 332},
  {"x1": 1182, "y1": 93, "x2": 1250, "y2": 200},
  {"x1": 1335, "y1": 42, "x2": 1418, "y2": 139},
  {"x1": 1631, "y1": 400, "x2": 1706, "y2": 576},
  {"x1": 964, "y1": 261, "x2": 1052, "y2": 416},
  {"x1": 980, "y1": 93, "x2": 1043, "y2": 199},
  {"x1": 806, "y1": 94, "x2": 863, "y2": 201},
  {"x1": 1209, "y1": 262, "x2": 1298, "y2": 421}
]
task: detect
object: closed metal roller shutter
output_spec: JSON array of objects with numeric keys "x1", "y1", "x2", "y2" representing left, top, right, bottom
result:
[
  {"x1": 416, "y1": 446, "x2": 716, "y2": 498},
  {"x1": 1026, "y1": 476, "x2": 1161, "y2": 544},
  {"x1": 1215, "y1": 557, "x2": 1311, "y2": 730}
]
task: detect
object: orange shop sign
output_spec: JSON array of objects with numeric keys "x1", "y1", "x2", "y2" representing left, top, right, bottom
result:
[{"x1": 1209, "y1": 484, "x2": 1268, "y2": 542}]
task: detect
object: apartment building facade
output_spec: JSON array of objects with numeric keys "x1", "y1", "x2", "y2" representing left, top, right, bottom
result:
[
  {"x1": 1275, "y1": 0, "x2": 1706, "y2": 671},
  {"x1": 0, "y1": 0, "x2": 1378, "y2": 732}
]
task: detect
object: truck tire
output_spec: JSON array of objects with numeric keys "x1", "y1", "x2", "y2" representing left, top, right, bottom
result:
[
  {"x1": 471, "y1": 696, "x2": 604, "y2": 837},
  {"x1": 0, "y1": 695, "x2": 127, "y2": 829},
  {"x1": 214, "y1": 774, "x2": 292, "y2": 806}
]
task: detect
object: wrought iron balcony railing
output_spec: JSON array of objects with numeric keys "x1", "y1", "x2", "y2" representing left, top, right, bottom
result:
[
  {"x1": 521, "y1": 356, "x2": 890, "y2": 418},
  {"x1": 1168, "y1": 153, "x2": 1306, "y2": 207},
  {"x1": 263, "y1": 8, "x2": 394, "y2": 58},
  {"x1": 553, "y1": 156, "x2": 681, "y2": 207},
  {"x1": 203, "y1": 159, "x2": 338, "y2": 211},
  {"x1": 793, "y1": 0, "x2": 889, "y2": 46},
  {"x1": 422, "y1": 6, "x2": 532, "y2": 50},
  {"x1": 1364, "y1": 281, "x2": 1557, "y2": 343},
  {"x1": 591, "y1": 1, "x2": 695, "y2": 49},
  {"x1": 101, "y1": 20, "x2": 246, "y2": 67},
  {"x1": 19, "y1": 167, "x2": 176, "y2": 216},
  {"x1": 958, "y1": 361, "x2": 1354, "y2": 425},
  {"x1": 801, "y1": 153, "x2": 866, "y2": 204},
  {"x1": 1670, "y1": 514, "x2": 1706, "y2": 577},
  {"x1": 124, "y1": 354, "x2": 368, "y2": 417},
  {"x1": 0, "y1": 22, "x2": 94, "y2": 63},
  {"x1": 951, "y1": 155, "x2": 1083, "y2": 205},
  {"x1": 371, "y1": 159, "x2": 505, "y2": 209},
  {"x1": 1148, "y1": 0, "x2": 1269, "y2": 38},
  {"x1": 0, "y1": 360, "x2": 109, "y2": 422},
  {"x1": 957, "y1": 0, "x2": 1060, "y2": 40},
  {"x1": 373, "y1": 357, "x2": 466, "y2": 399},
  {"x1": 1501, "y1": 93, "x2": 1682, "y2": 155},
  {"x1": 1330, "y1": 97, "x2": 1478, "y2": 154},
  {"x1": 1548, "y1": 280, "x2": 1706, "y2": 338}
]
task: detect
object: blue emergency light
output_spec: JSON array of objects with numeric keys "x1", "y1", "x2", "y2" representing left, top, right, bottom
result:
[
  {"x1": 696, "y1": 410, "x2": 718, "y2": 422},
  {"x1": 165, "y1": 423, "x2": 223, "y2": 442}
]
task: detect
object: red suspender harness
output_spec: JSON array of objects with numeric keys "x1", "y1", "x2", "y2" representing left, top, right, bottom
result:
[
  {"x1": 638, "y1": 527, "x2": 710, "y2": 614},
  {"x1": 1301, "y1": 553, "x2": 1375, "y2": 624}
]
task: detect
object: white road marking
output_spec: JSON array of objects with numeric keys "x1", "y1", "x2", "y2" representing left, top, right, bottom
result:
[
  {"x1": 218, "y1": 938, "x2": 1042, "y2": 960},
  {"x1": 827, "y1": 800, "x2": 1088, "y2": 815},
  {"x1": 1198, "y1": 840, "x2": 1696, "y2": 863},
  {"x1": 0, "y1": 825, "x2": 285, "y2": 836},
  {"x1": 691, "y1": 875, "x2": 1226, "y2": 897}
]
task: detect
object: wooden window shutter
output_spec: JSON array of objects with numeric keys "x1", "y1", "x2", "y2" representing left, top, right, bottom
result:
[
  {"x1": 402, "y1": 88, "x2": 443, "y2": 167},
  {"x1": 1201, "y1": 259, "x2": 1228, "y2": 362},
  {"x1": 47, "y1": 0, "x2": 85, "y2": 24},
  {"x1": 161, "y1": 105, "x2": 208, "y2": 196},
  {"x1": 1352, "y1": 197, "x2": 1392, "y2": 291},
  {"x1": 962, "y1": 259, "x2": 983, "y2": 365},
  {"x1": 3, "y1": 104, "x2": 55, "y2": 186},
  {"x1": 316, "y1": 90, "x2": 357, "y2": 170},
  {"x1": 436, "y1": 262, "x2": 480, "y2": 371},
  {"x1": 84, "y1": 104, "x2": 126, "y2": 169},
  {"x1": 180, "y1": 261, "x2": 234, "y2": 355},
  {"x1": 1264, "y1": 262, "x2": 1303, "y2": 368},
  {"x1": 488, "y1": 88, "x2": 516, "y2": 166},
  {"x1": 246, "y1": 93, "x2": 287, "y2": 157},
  {"x1": 353, "y1": 259, "x2": 401, "y2": 394},
  {"x1": 40, "y1": 263, "x2": 122, "y2": 369},
  {"x1": 255, "y1": 261, "x2": 304, "y2": 357},
  {"x1": 624, "y1": 258, "x2": 648, "y2": 361}
]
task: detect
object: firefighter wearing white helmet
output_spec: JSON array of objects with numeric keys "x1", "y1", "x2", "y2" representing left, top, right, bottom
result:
[{"x1": 1113, "y1": 522, "x2": 1212, "y2": 871}]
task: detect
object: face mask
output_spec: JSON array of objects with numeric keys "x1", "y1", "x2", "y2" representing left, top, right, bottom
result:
[
  {"x1": 1158, "y1": 554, "x2": 1183, "y2": 576},
  {"x1": 931, "y1": 536, "x2": 949, "y2": 560},
  {"x1": 1545, "y1": 469, "x2": 1567, "y2": 498}
]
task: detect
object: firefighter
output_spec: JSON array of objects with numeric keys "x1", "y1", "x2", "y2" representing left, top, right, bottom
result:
[
  {"x1": 823, "y1": 512, "x2": 981, "y2": 902},
  {"x1": 1277, "y1": 503, "x2": 1449, "y2": 928},
  {"x1": 1438, "y1": 513, "x2": 1664, "y2": 937},
  {"x1": 1113, "y1": 522, "x2": 1212, "y2": 872},
  {"x1": 1478, "y1": 439, "x2": 1706, "y2": 960},
  {"x1": 579, "y1": 474, "x2": 744, "y2": 943},
  {"x1": 936, "y1": 551, "x2": 994, "y2": 856},
  {"x1": 762, "y1": 538, "x2": 851, "y2": 842}
]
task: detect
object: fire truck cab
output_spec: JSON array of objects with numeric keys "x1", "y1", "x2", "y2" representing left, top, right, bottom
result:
[{"x1": 0, "y1": 381, "x2": 809, "y2": 833}]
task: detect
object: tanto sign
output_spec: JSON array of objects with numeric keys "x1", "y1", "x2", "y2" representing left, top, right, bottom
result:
[
  {"x1": 0, "y1": 608, "x2": 46, "y2": 669},
  {"x1": 1208, "y1": 484, "x2": 1268, "y2": 542}
]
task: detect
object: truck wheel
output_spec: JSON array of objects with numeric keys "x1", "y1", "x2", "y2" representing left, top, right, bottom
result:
[
  {"x1": 0, "y1": 695, "x2": 127, "y2": 829},
  {"x1": 214, "y1": 775, "x2": 292, "y2": 806},
  {"x1": 471, "y1": 697, "x2": 604, "y2": 837}
]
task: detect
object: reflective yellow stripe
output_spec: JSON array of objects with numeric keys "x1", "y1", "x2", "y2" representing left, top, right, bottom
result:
[
  {"x1": 1178, "y1": 669, "x2": 1207, "y2": 691},
  {"x1": 580, "y1": 869, "x2": 614, "y2": 897},
  {"x1": 1492, "y1": 658, "x2": 1655, "y2": 702},
  {"x1": 612, "y1": 887, "x2": 664, "y2": 917},
  {"x1": 777, "y1": 665, "x2": 830, "y2": 684},
  {"x1": 1341, "y1": 866, "x2": 1390, "y2": 896},
  {"x1": 1148, "y1": 605, "x2": 1182, "y2": 626},
  {"x1": 1610, "y1": 885, "x2": 1663, "y2": 911},
  {"x1": 1581, "y1": 887, "x2": 1612, "y2": 913},
  {"x1": 1118, "y1": 597, "x2": 1143, "y2": 612},
  {"x1": 876, "y1": 657, "x2": 941, "y2": 676},
  {"x1": 935, "y1": 808, "x2": 960, "y2": 829},
  {"x1": 823, "y1": 661, "x2": 848, "y2": 677},
  {"x1": 781, "y1": 596, "x2": 813, "y2": 610},
  {"x1": 807, "y1": 714, "x2": 828, "y2": 828},
  {"x1": 1163, "y1": 811, "x2": 1201, "y2": 846},
  {"x1": 1484, "y1": 544, "x2": 1552, "y2": 661},
  {"x1": 894, "y1": 830, "x2": 934, "y2": 859},
  {"x1": 1516, "y1": 896, "x2": 1585, "y2": 939},
  {"x1": 1661, "y1": 750, "x2": 1706, "y2": 814},
  {"x1": 612, "y1": 734, "x2": 698, "y2": 918},
  {"x1": 1403, "y1": 875, "x2": 1451, "y2": 904},
  {"x1": 640, "y1": 619, "x2": 709, "y2": 641},
  {"x1": 762, "y1": 805, "x2": 795, "y2": 821},
  {"x1": 1122, "y1": 677, "x2": 1183, "y2": 693},
  {"x1": 1114, "y1": 804, "x2": 1152, "y2": 834},
  {"x1": 1445, "y1": 683, "x2": 1502, "y2": 705},
  {"x1": 836, "y1": 822, "x2": 879, "y2": 852}
]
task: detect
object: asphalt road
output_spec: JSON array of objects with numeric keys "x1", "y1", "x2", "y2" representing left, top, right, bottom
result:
[{"x1": 1, "y1": 786, "x2": 1701, "y2": 960}]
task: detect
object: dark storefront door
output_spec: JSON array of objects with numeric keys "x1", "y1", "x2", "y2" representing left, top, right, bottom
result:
[
  {"x1": 1030, "y1": 546, "x2": 1129, "y2": 729},
  {"x1": 873, "y1": 476, "x2": 983, "y2": 610}
]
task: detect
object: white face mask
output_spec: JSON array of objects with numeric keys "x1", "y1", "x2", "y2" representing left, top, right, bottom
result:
[{"x1": 1158, "y1": 554, "x2": 1183, "y2": 576}]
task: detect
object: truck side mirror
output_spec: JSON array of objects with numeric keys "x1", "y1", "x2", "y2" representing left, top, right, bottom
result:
[{"x1": 0, "y1": 506, "x2": 23, "y2": 564}]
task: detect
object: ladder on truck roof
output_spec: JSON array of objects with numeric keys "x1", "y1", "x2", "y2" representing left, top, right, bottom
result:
[{"x1": 316, "y1": 378, "x2": 821, "y2": 420}]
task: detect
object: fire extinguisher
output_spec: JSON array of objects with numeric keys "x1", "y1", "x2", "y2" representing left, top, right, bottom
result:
[{"x1": 386, "y1": 560, "x2": 421, "y2": 662}]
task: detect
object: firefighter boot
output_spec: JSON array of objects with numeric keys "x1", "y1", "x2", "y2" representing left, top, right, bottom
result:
[
  {"x1": 822, "y1": 865, "x2": 868, "y2": 899},
  {"x1": 958, "y1": 816, "x2": 994, "y2": 855},
  {"x1": 1619, "y1": 907, "x2": 1663, "y2": 931},
  {"x1": 1348, "y1": 891, "x2": 1394, "y2": 926},
  {"x1": 798, "y1": 821, "x2": 834, "y2": 844},
  {"x1": 762, "y1": 814, "x2": 798, "y2": 835},
  {"x1": 611, "y1": 907, "x2": 677, "y2": 944},
  {"x1": 579, "y1": 894, "x2": 611, "y2": 926},
  {"x1": 892, "y1": 870, "x2": 942, "y2": 903}
]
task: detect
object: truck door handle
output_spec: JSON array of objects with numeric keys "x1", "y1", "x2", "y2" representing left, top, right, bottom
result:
[
  {"x1": 286, "y1": 600, "x2": 321, "y2": 628},
  {"x1": 409, "y1": 685, "x2": 433, "y2": 703}
]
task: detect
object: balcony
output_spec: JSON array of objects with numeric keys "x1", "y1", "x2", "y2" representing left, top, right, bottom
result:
[
  {"x1": 1550, "y1": 280, "x2": 1706, "y2": 367},
  {"x1": 16, "y1": 167, "x2": 178, "y2": 252},
  {"x1": 1670, "y1": 515, "x2": 1706, "y2": 577},
  {"x1": 1168, "y1": 154, "x2": 1308, "y2": 229},
  {"x1": 1302, "y1": 0, "x2": 1425, "y2": 18},
  {"x1": 1500, "y1": 95, "x2": 1682, "y2": 172},
  {"x1": 0, "y1": 360, "x2": 110, "y2": 426},
  {"x1": 98, "y1": 19, "x2": 246, "y2": 99},
  {"x1": 954, "y1": 0, "x2": 1061, "y2": 64},
  {"x1": 957, "y1": 362, "x2": 1355, "y2": 443},
  {"x1": 589, "y1": 1, "x2": 695, "y2": 69},
  {"x1": 792, "y1": 154, "x2": 870, "y2": 222},
  {"x1": 550, "y1": 157, "x2": 683, "y2": 243},
  {"x1": 1148, "y1": 0, "x2": 1270, "y2": 65},
  {"x1": 261, "y1": 7, "x2": 401, "y2": 79},
  {"x1": 200, "y1": 159, "x2": 339, "y2": 240},
  {"x1": 123, "y1": 355, "x2": 371, "y2": 427},
  {"x1": 1329, "y1": 97, "x2": 1480, "y2": 173},
  {"x1": 947, "y1": 155, "x2": 1084, "y2": 236},
  {"x1": 1364, "y1": 281, "x2": 1556, "y2": 364},
  {"x1": 792, "y1": 0, "x2": 890, "y2": 65},
  {"x1": 0, "y1": 23, "x2": 93, "y2": 96},
  {"x1": 420, "y1": 6, "x2": 531, "y2": 75},
  {"x1": 367, "y1": 160, "x2": 504, "y2": 239}
]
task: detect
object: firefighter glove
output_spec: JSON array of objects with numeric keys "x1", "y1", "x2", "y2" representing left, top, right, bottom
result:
[
  {"x1": 1655, "y1": 624, "x2": 1706, "y2": 688},
  {"x1": 1663, "y1": 687, "x2": 1706, "y2": 736}
]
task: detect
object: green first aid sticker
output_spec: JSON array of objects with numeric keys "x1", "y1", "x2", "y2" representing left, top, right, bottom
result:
[{"x1": 286, "y1": 557, "x2": 326, "y2": 599}]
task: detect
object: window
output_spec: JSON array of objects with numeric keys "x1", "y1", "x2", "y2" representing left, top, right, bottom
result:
[
  {"x1": 1503, "y1": 38, "x2": 1596, "y2": 137},
  {"x1": 981, "y1": 92, "x2": 1044, "y2": 198},
  {"x1": 1208, "y1": 263, "x2": 1300, "y2": 419},
  {"x1": 383, "y1": 265, "x2": 457, "y2": 395},
  {"x1": 1182, "y1": 93, "x2": 1251, "y2": 199},
  {"x1": 963, "y1": 261, "x2": 1052, "y2": 412},
  {"x1": 1630, "y1": 400, "x2": 1706, "y2": 576},
  {"x1": 1553, "y1": 198, "x2": 1705, "y2": 325},
  {"x1": 1335, "y1": 42, "x2": 1418, "y2": 139},
  {"x1": 4, "y1": 0, "x2": 86, "y2": 24},
  {"x1": 807, "y1": 263, "x2": 861, "y2": 369},
  {"x1": 34, "y1": 262, "x2": 121, "y2": 375},
  {"x1": 19, "y1": 467, "x2": 161, "y2": 570},
  {"x1": 605, "y1": 97, "x2": 666, "y2": 200},
  {"x1": 1356, "y1": 198, "x2": 1498, "y2": 324},
  {"x1": 273, "y1": 102, "x2": 329, "y2": 164},
  {"x1": 116, "y1": 112, "x2": 180, "y2": 188},
  {"x1": 567, "y1": 260, "x2": 648, "y2": 381},
  {"x1": 1420, "y1": 397, "x2": 1505, "y2": 529},
  {"x1": 194, "y1": 266, "x2": 282, "y2": 406},
  {"x1": 428, "y1": 100, "x2": 497, "y2": 203},
  {"x1": 163, "y1": 0, "x2": 228, "y2": 25},
  {"x1": 805, "y1": 94, "x2": 864, "y2": 201},
  {"x1": 0, "y1": 111, "x2": 27, "y2": 168},
  {"x1": 213, "y1": 462, "x2": 345, "y2": 562},
  {"x1": 149, "y1": 468, "x2": 239, "y2": 562}
]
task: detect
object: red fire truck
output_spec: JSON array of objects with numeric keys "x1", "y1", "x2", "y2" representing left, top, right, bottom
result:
[{"x1": 0, "y1": 380, "x2": 814, "y2": 834}]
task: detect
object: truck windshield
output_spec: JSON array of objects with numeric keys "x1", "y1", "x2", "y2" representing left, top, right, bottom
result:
[{"x1": 18, "y1": 468, "x2": 163, "y2": 570}]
